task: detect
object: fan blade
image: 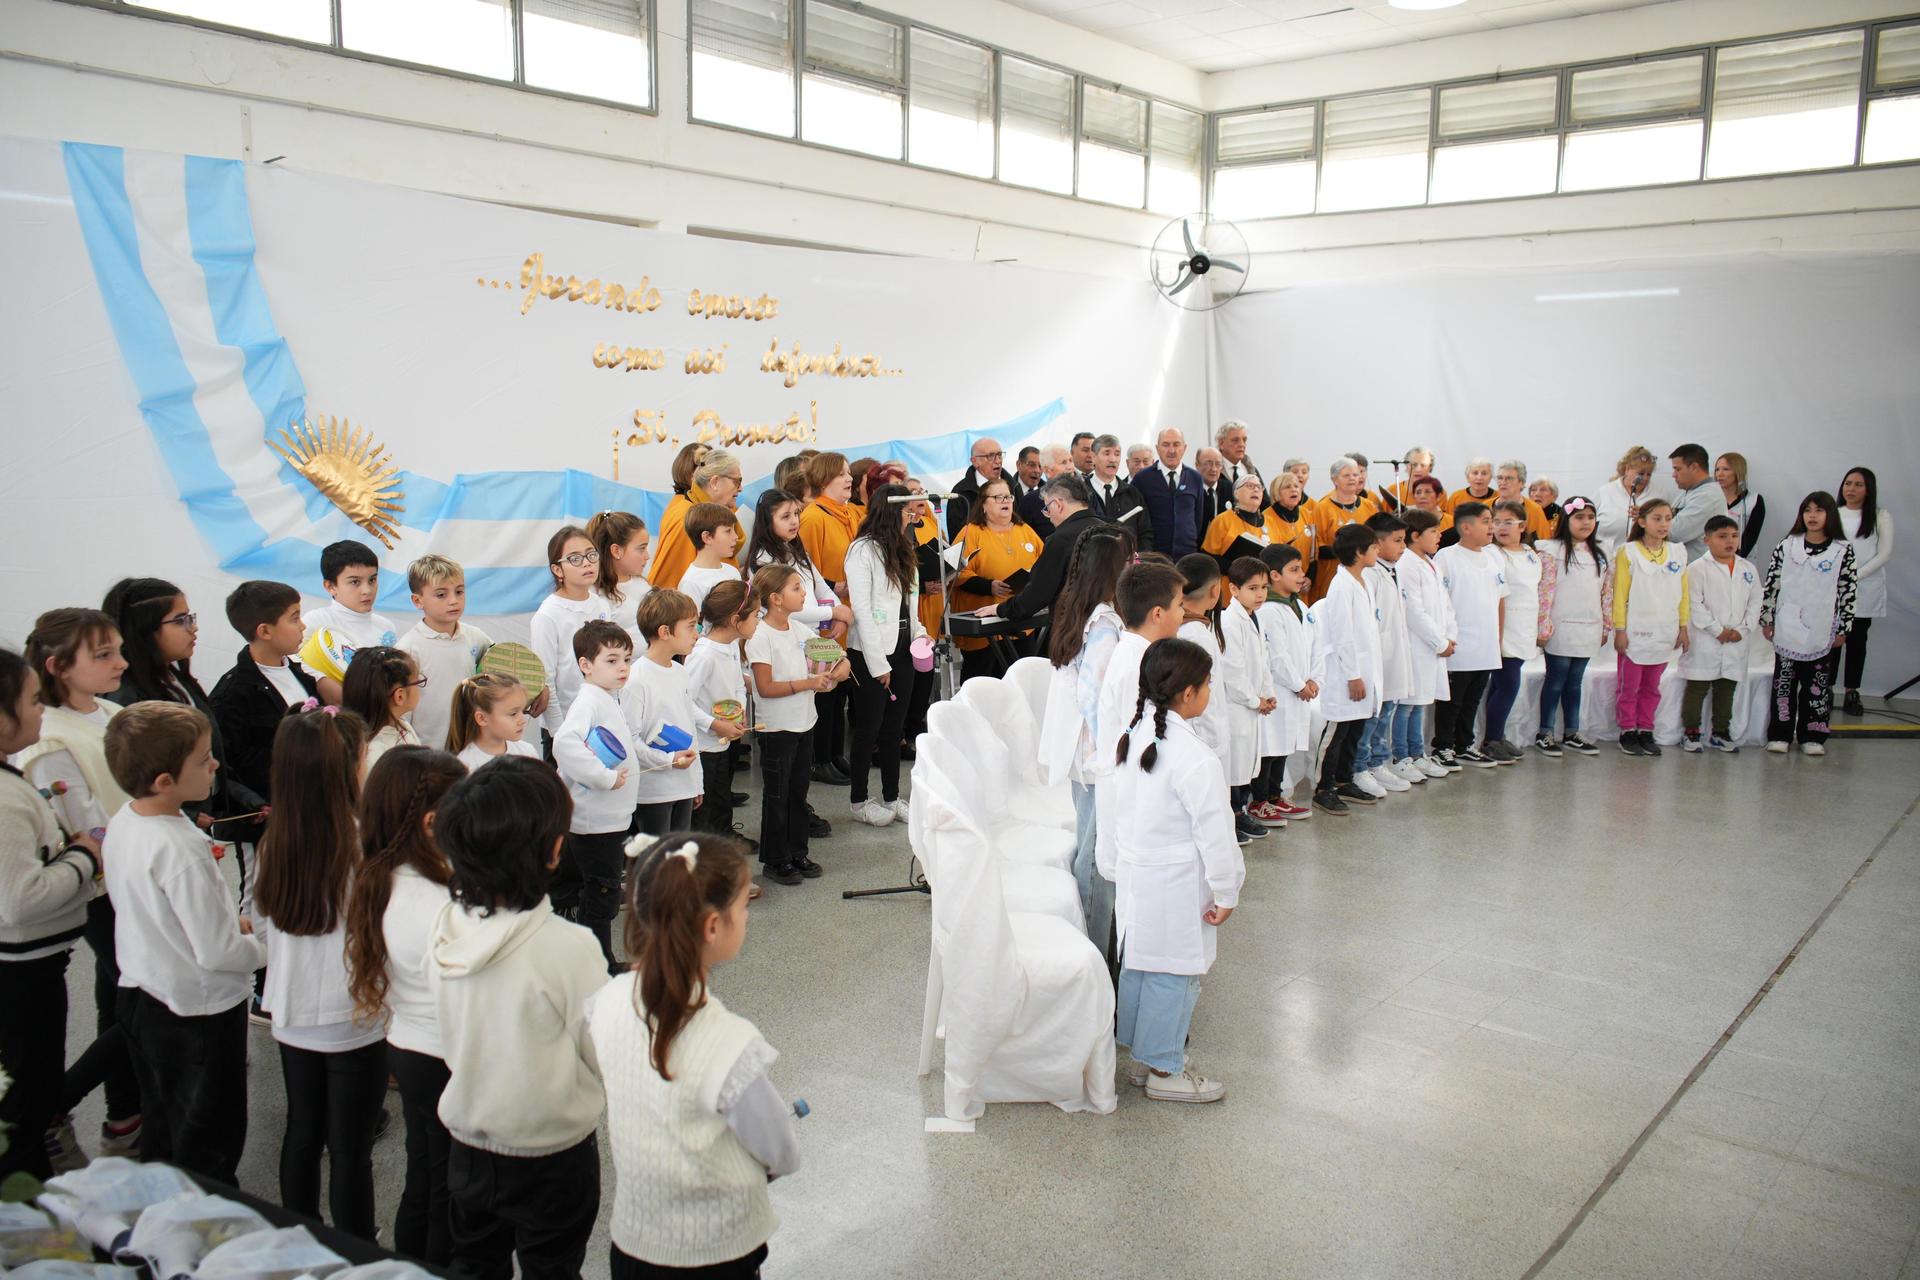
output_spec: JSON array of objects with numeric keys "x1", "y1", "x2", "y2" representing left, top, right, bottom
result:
[
  {"x1": 1168, "y1": 269, "x2": 1196, "y2": 297},
  {"x1": 1181, "y1": 219, "x2": 1197, "y2": 257},
  {"x1": 1212, "y1": 258, "x2": 1245, "y2": 274}
]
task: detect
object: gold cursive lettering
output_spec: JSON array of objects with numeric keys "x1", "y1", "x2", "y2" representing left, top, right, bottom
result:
[
  {"x1": 758, "y1": 339, "x2": 901, "y2": 389},
  {"x1": 518, "y1": 253, "x2": 662, "y2": 317},
  {"x1": 687, "y1": 289, "x2": 780, "y2": 321},
  {"x1": 594, "y1": 342, "x2": 665, "y2": 372}
]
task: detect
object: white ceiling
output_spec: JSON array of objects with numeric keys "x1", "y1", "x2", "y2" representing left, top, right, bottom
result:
[{"x1": 999, "y1": 0, "x2": 1683, "y2": 72}]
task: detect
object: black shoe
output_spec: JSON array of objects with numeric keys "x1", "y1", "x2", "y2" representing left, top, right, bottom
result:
[
  {"x1": 767, "y1": 864, "x2": 804, "y2": 886},
  {"x1": 730, "y1": 791, "x2": 749, "y2": 806},
  {"x1": 832, "y1": 755, "x2": 851, "y2": 776},
  {"x1": 1641, "y1": 735, "x2": 1663, "y2": 758},
  {"x1": 1843, "y1": 689, "x2": 1863, "y2": 715},
  {"x1": 1313, "y1": 790, "x2": 1350, "y2": 816},
  {"x1": 810, "y1": 761, "x2": 851, "y2": 786},
  {"x1": 1619, "y1": 732, "x2": 1644, "y2": 756},
  {"x1": 805, "y1": 808, "x2": 831, "y2": 837},
  {"x1": 899, "y1": 740, "x2": 917, "y2": 761},
  {"x1": 794, "y1": 857, "x2": 824, "y2": 879},
  {"x1": 1334, "y1": 783, "x2": 1377, "y2": 805},
  {"x1": 1456, "y1": 748, "x2": 1498, "y2": 768}
]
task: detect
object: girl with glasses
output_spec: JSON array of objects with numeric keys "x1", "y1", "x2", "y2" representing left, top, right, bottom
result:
[
  {"x1": 342, "y1": 646, "x2": 425, "y2": 777},
  {"x1": 531, "y1": 525, "x2": 615, "y2": 756}
]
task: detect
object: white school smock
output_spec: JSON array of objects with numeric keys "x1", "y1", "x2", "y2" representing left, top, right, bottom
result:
[
  {"x1": 1091, "y1": 632, "x2": 1151, "y2": 782},
  {"x1": 1433, "y1": 545, "x2": 1508, "y2": 673},
  {"x1": 1839, "y1": 506, "x2": 1894, "y2": 620},
  {"x1": 1496, "y1": 547, "x2": 1544, "y2": 662},
  {"x1": 1096, "y1": 713, "x2": 1244, "y2": 976},
  {"x1": 1311, "y1": 570, "x2": 1382, "y2": 724},
  {"x1": 1257, "y1": 599, "x2": 1320, "y2": 755},
  {"x1": 1681, "y1": 554, "x2": 1762, "y2": 681},
  {"x1": 1396, "y1": 554, "x2": 1454, "y2": 707},
  {"x1": 1617, "y1": 541, "x2": 1688, "y2": 666},
  {"x1": 1176, "y1": 619, "x2": 1228, "y2": 760},
  {"x1": 1365, "y1": 562, "x2": 1413, "y2": 703},
  {"x1": 1218, "y1": 599, "x2": 1272, "y2": 787},
  {"x1": 1039, "y1": 606, "x2": 1124, "y2": 788},
  {"x1": 1772, "y1": 536, "x2": 1850, "y2": 660},
  {"x1": 1542, "y1": 542, "x2": 1610, "y2": 658}
]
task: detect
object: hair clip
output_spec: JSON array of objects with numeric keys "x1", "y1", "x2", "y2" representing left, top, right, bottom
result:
[
  {"x1": 300, "y1": 696, "x2": 320, "y2": 712},
  {"x1": 322, "y1": 705, "x2": 339, "y2": 717}
]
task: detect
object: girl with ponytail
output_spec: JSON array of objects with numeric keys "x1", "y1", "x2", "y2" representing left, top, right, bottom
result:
[
  {"x1": 345, "y1": 745, "x2": 468, "y2": 1264},
  {"x1": 1099, "y1": 637, "x2": 1244, "y2": 1107},
  {"x1": 589, "y1": 833, "x2": 797, "y2": 1276}
]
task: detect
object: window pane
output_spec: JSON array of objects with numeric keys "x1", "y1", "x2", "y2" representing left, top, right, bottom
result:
[
  {"x1": 1560, "y1": 118, "x2": 1702, "y2": 191},
  {"x1": 130, "y1": 0, "x2": 331, "y2": 42},
  {"x1": 1319, "y1": 87, "x2": 1430, "y2": 212},
  {"x1": 907, "y1": 31, "x2": 992, "y2": 177},
  {"x1": 1080, "y1": 143, "x2": 1144, "y2": 206},
  {"x1": 1569, "y1": 55, "x2": 1703, "y2": 124},
  {"x1": 803, "y1": 2, "x2": 902, "y2": 87},
  {"x1": 1148, "y1": 104, "x2": 1204, "y2": 215},
  {"x1": 1082, "y1": 84, "x2": 1147, "y2": 150},
  {"x1": 1863, "y1": 93, "x2": 1920, "y2": 164},
  {"x1": 341, "y1": 0, "x2": 512, "y2": 78},
  {"x1": 1430, "y1": 135, "x2": 1558, "y2": 202},
  {"x1": 1708, "y1": 31, "x2": 1863, "y2": 178},
  {"x1": 801, "y1": 74, "x2": 902, "y2": 159},
  {"x1": 691, "y1": 0, "x2": 794, "y2": 136},
  {"x1": 524, "y1": 0, "x2": 651, "y2": 107},
  {"x1": 1438, "y1": 76, "x2": 1557, "y2": 141},
  {"x1": 1211, "y1": 159, "x2": 1315, "y2": 220},
  {"x1": 999, "y1": 56, "x2": 1074, "y2": 194},
  {"x1": 1875, "y1": 24, "x2": 1920, "y2": 89},
  {"x1": 1216, "y1": 105, "x2": 1314, "y2": 163}
]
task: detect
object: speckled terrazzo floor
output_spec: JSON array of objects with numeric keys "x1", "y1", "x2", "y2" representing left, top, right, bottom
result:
[{"x1": 62, "y1": 736, "x2": 1920, "y2": 1279}]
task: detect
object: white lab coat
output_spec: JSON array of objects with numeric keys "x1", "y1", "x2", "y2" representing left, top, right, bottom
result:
[
  {"x1": 1396, "y1": 553, "x2": 1454, "y2": 706},
  {"x1": 1497, "y1": 546, "x2": 1544, "y2": 662},
  {"x1": 1617, "y1": 541, "x2": 1688, "y2": 666},
  {"x1": 1312, "y1": 569, "x2": 1382, "y2": 723},
  {"x1": 1218, "y1": 599, "x2": 1273, "y2": 787},
  {"x1": 1680, "y1": 554, "x2": 1762, "y2": 680},
  {"x1": 1365, "y1": 562, "x2": 1413, "y2": 703},
  {"x1": 1257, "y1": 599, "x2": 1321, "y2": 754},
  {"x1": 1177, "y1": 619, "x2": 1228, "y2": 761},
  {"x1": 1096, "y1": 713, "x2": 1244, "y2": 976}
]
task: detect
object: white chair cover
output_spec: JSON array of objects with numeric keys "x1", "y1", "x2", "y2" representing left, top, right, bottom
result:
[
  {"x1": 1006, "y1": 655, "x2": 1054, "y2": 729},
  {"x1": 918, "y1": 730, "x2": 1076, "y2": 872},
  {"x1": 954, "y1": 678, "x2": 1077, "y2": 832}
]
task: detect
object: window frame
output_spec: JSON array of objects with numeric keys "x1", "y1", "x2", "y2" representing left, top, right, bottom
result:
[
  {"x1": 1076, "y1": 81, "x2": 1150, "y2": 208},
  {"x1": 1862, "y1": 19, "x2": 1920, "y2": 165},
  {"x1": 796, "y1": 0, "x2": 908, "y2": 160}
]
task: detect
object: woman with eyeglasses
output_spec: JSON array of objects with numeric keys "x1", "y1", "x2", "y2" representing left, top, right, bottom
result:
[
  {"x1": 647, "y1": 448, "x2": 745, "y2": 593},
  {"x1": 951, "y1": 476, "x2": 1042, "y2": 682}
]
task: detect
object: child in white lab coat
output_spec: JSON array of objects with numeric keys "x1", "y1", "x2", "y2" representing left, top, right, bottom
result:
[
  {"x1": 1533, "y1": 497, "x2": 1612, "y2": 757},
  {"x1": 1100, "y1": 637, "x2": 1244, "y2": 1106},
  {"x1": 1311, "y1": 524, "x2": 1383, "y2": 816},
  {"x1": 1251, "y1": 544, "x2": 1319, "y2": 822},
  {"x1": 1174, "y1": 555, "x2": 1229, "y2": 768},
  {"x1": 1680, "y1": 515, "x2": 1761, "y2": 752},
  {"x1": 1356, "y1": 512, "x2": 1417, "y2": 794},
  {"x1": 1219, "y1": 558, "x2": 1277, "y2": 844},
  {"x1": 1395, "y1": 510, "x2": 1456, "y2": 778}
]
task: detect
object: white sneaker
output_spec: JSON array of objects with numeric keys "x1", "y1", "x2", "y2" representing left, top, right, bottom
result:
[
  {"x1": 1415, "y1": 755, "x2": 1449, "y2": 779},
  {"x1": 1143, "y1": 1068, "x2": 1226, "y2": 1104},
  {"x1": 1125, "y1": 1060, "x2": 1149, "y2": 1088},
  {"x1": 1390, "y1": 759, "x2": 1426, "y2": 785},
  {"x1": 1801, "y1": 741, "x2": 1826, "y2": 757},
  {"x1": 887, "y1": 798, "x2": 911, "y2": 823},
  {"x1": 1354, "y1": 770, "x2": 1391, "y2": 798},
  {"x1": 1372, "y1": 766, "x2": 1411, "y2": 794},
  {"x1": 1766, "y1": 741, "x2": 1789, "y2": 754},
  {"x1": 850, "y1": 800, "x2": 895, "y2": 827}
]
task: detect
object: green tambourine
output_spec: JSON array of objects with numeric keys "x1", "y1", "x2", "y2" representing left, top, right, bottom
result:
[
  {"x1": 478, "y1": 641, "x2": 548, "y2": 699},
  {"x1": 803, "y1": 636, "x2": 845, "y2": 673}
]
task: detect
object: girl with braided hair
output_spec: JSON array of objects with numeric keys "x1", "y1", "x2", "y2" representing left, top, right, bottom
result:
[
  {"x1": 346, "y1": 745, "x2": 469, "y2": 1263},
  {"x1": 1098, "y1": 637, "x2": 1245, "y2": 1106}
]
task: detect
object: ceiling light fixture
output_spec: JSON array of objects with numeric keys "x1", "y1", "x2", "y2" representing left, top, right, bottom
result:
[{"x1": 1387, "y1": 0, "x2": 1469, "y2": 10}]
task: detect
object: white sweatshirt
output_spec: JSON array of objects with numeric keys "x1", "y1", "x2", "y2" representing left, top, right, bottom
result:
[
  {"x1": 553, "y1": 683, "x2": 642, "y2": 834},
  {"x1": 684, "y1": 636, "x2": 748, "y2": 754},
  {"x1": 383, "y1": 864, "x2": 452, "y2": 1058},
  {"x1": 104, "y1": 808, "x2": 265, "y2": 1016},
  {"x1": 531, "y1": 593, "x2": 616, "y2": 735},
  {"x1": 622, "y1": 657, "x2": 702, "y2": 804}
]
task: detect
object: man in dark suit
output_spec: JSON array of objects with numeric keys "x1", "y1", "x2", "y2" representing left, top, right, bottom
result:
[
  {"x1": 1015, "y1": 444, "x2": 1072, "y2": 537},
  {"x1": 1069, "y1": 431, "x2": 1096, "y2": 481},
  {"x1": 1086, "y1": 432, "x2": 1154, "y2": 551},
  {"x1": 947, "y1": 436, "x2": 1004, "y2": 538},
  {"x1": 1009, "y1": 445, "x2": 1043, "y2": 504},
  {"x1": 978, "y1": 474, "x2": 1102, "y2": 624},
  {"x1": 1131, "y1": 427, "x2": 1206, "y2": 558},
  {"x1": 1195, "y1": 447, "x2": 1233, "y2": 529}
]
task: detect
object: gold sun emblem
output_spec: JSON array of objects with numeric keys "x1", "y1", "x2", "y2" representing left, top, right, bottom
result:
[{"x1": 270, "y1": 414, "x2": 406, "y2": 548}]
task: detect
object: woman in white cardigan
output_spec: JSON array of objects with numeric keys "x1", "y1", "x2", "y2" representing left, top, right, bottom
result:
[
  {"x1": 1837, "y1": 466, "x2": 1896, "y2": 714},
  {"x1": 842, "y1": 484, "x2": 928, "y2": 829}
]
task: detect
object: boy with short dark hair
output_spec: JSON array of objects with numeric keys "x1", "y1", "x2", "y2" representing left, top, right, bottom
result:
[
  {"x1": 302, "y1": 539, "x2": 399, "y2": 705},
  {"x1": 676, "y1": 503, "x2": 744, "y2": 616},
  {"x1": 1311, "y1": 524, "x2": 1383, "y2": 816},
  {"x1": 103, "y1": 702, "x2": 265, "y2": 1184},
  {"x1": 1680, "y1": 514, "x2": 1760, "y2": 753},
  {"x1": 550, "y1": 620, "x2": 638, "y2": 973},
  {"x1": 1431, "y1": 502, "x2": 1508, "y2": 769},
  {"x1": 427, "y1": 755, "x2": 607, "y2": 1280}
]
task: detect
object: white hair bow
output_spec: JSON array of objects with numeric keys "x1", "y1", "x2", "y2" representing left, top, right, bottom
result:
[{"x1": 665, "y1": 839, "x2": 700, "y2": 870}]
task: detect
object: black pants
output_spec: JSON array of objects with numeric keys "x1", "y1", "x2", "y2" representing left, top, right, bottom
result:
[
  {"x1": 1317, "y1": 719, "x2": 1363, "y2": 792},
  {"x1": 62, "y1": 895, "x2": 141, "y2": 1121},
  {"x1": 904, "y1": 636, "x2": 936, "y2": 738},
  {"x1": 555, "y1": 831, "x2": 627, "y2": 973},
  {"x1": 0, "y1": 951, "x2": 70, "y2": 1182},
  {"x1": 1841, "y1": 617, "x2": 1873, "y2": 690},
  {"x1": 811, "y1": 682, "x2": 847, "y2": 768},
  {"x1": 1432, "y1": 669, "x2": 1493, "y2": 754},
  {"x1": 448, "y1": 1134, "x2": 599, "y2": 1280},
  {"x1": 848, "y1": 628, "x2": 917, "y2": 805},
  {"x1": 118, "y1": 987, "x2": 249, "y2": 1185},
  {"x1": 389, "y1": 1044, "x2": 453, "y2": 1266},
  {"x1": 277, "y1": 1038, "x2": 388, "y2": 1239},
  {"x1": 612, "y1": 1243, "x2": 769, "y2": 1279},
  {"x1": 635, "y1": 798, "x2": 696, "y2": 838},
  {"x1": 959, "y1": 646, "x2": 1004, "y2": 683},
  {"x1": 1250, "y1": 756, "x2": 1285, "y2": 804},
  {"x1": 757, "y1": 730, "x2": 812, "y2": 869},
  {"x1": 693, "y1": 751, "x2": 734, "y2": 835}
]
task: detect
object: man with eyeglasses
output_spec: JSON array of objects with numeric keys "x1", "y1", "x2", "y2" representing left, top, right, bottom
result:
[
  {"x1": 948, "y1": 437, "x2": 1006, "y2": 538},
  {"x1": 975, "y1": 474, "x2": 1102, "y2": 627}
]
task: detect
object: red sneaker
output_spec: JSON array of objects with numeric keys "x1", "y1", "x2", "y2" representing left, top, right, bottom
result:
[
  {"x1": 1273, "y1": 798, "x2": 1312, "y2": 820},
  {"x1": 1249, "y1": 801, "x2": 1289, "y2": 827}
]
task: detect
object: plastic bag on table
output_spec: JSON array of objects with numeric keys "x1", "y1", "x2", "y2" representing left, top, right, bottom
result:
[
  {"x1": 7, "y1": 1261, "x2": 141, "y2": 1280},
  {"x1": 313, "y1": 1261, "x2": 440, "y2": 1280},
  {"x1": 196, "y1": 1225, "x2": 348, "y2": 1280},
  {"x1": 0, "y1": 1202, "x2": 88, "y2": 1266},
  {"x1": 40, "y1": 1158, "x2": 198, "y2": 1255},
  {"x1": 115, "y1": 1193, "x2": 271, "y2": 1280}
]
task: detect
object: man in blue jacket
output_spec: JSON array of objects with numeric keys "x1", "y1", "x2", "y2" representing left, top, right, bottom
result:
[{"x1": 1131, "y1": 426, "x2": 1206, "y2": 558}]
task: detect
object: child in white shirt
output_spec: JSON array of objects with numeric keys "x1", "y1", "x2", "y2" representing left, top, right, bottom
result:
[
  {"x1": 1252, "y1": 544, "x2": 1320, "y2": 821},
  {"x1": 745, "y1": 566, "x2": 847, "y2": 887},
  {"x1": 1430, "y1": 502, "x2": 1509, "y2": 768},
  {"x1": 686, "y1": 581, "x2": 755, "y2": 843},
  {"x1": 445, "y1": 673, "x2": 540, "y2": 771},
  {"x1": 302, "y1": 539, "x2": 399, "y2": 706},
  {"x1": 341, "y1": 645, "x2": 423, "y2": 777},
  {"x1": 1681, "y1": 515, "x2": 1761, "y2": 752},
  {"x1": 1173, "y1": 555, "x2": 1228, "y2": 763},
  {"x1": 396, "y1": 554, "x2": 496, "y2": 753},
  {"x1": 1220, "y1": 557, "x2": 1278, "y2": 841},
  {"x1": 1100, "y1": 637, "x2": 1244, "y2": 1106},
  {"x1": 1394, "y1": 510, "x2": 1459, "y2": 776},
  {"x1": 676, "y1": 502, "x2": 746, "y2": 618},
  {"x1": 1356, "y1": 513, "x2": 1419, "y2": 794},
  {"x1": 588, "y1": 511, "x2": 653, "y2": 652},
  {"x1": 623, "y1": 590, "x2": 703, "y2": 836},
  {"x1": 532, "y1": 525, "x2": 616, "y2": 751},
  {"x1": 1312, "y1": 524, "x2": 1383, "y2": 813},
  {"x1": 102, "y1": 702, "x2": 265, "y2": 1185},
  {"x1": 551, "y1": 620, "x2": 639, "y2": 973}
]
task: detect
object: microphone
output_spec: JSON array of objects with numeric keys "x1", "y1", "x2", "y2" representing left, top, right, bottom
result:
[{"x1": 890, "y1": 491, "x2": 962, "y2": 502}]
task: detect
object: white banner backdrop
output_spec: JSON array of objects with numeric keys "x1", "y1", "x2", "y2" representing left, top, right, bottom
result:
[
  {"x1": 0, "y1": 136, "x2": 1206, "y2": 658},
  {"x1": 1212, "y1": 256, "x2": 1920, "y2": 695}
]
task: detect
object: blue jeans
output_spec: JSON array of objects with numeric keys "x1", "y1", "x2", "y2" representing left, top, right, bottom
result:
[
  {"x1": 1483, "y1": 657, "x2": 1525, "y2": 744},
  {"x1": 1391, "y1": 703, "x2": 1424, "y2": 760},
  {"x1": 1116, "y1": 970, "x2": 1202, "y2": 1074},
  {"x1": 1071, "y1": 782, "x2": 1114, "y2": 964},
  {"x1": 1538, "y1": 653, "x2": 1591, "y2": 735},
  {"x1": 1357, "y1": 701, "x2": 1397, "y2": 772}
]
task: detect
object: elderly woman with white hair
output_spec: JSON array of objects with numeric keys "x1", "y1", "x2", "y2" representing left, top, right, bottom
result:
[
  {"x1": 1307, "y1": 455, "x2": 1379, "y2": 602},
  {"x1": 647, "y1": 446, "x2": 744, "y2": 590},
  {"x1": 1493, "y1": 460, "x2": 1555, "y2": 542},
  {"x1": 1450, "y1": 456, "x2": 1497, "y2": 511}
]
